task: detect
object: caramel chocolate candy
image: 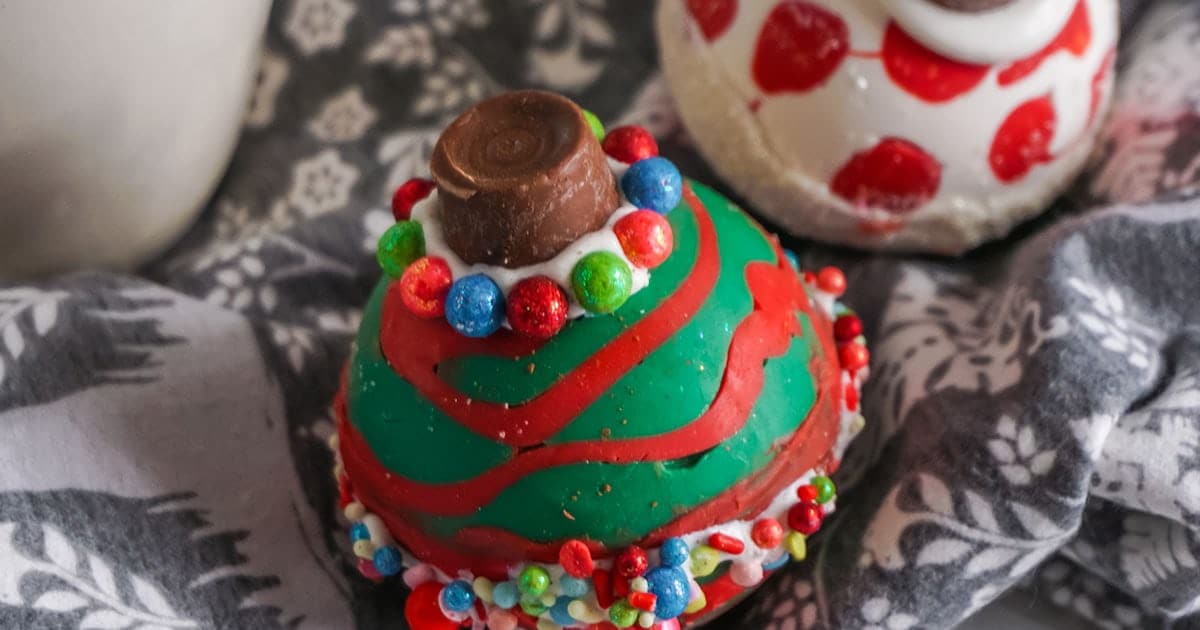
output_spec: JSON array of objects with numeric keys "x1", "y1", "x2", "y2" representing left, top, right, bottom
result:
[
  {"x1": 430, "y1": 91, "x2": 620, "y2": 268},
  {"x1": 928, "y1": 0, "x2": 1015, "y2": 11}
]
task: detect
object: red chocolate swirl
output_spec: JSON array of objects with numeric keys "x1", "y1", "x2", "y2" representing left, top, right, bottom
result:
[{"x1": 430, "y1": 90, "x2": 620, "y2": 268}]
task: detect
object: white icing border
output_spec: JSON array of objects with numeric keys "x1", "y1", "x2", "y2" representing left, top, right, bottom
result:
[
  {"x1": 413, "y1": 192, "x2": 650, "y2": 322},
  {"x1": 880, "y1": 0, "x2": 1077, "y2": 64}
]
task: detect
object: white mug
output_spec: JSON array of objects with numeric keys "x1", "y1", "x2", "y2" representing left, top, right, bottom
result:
[{"x1": 0, "y1": 0, "x2": 272, "y2": 279}]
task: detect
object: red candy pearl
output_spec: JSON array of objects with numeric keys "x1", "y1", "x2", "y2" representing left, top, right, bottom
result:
[
  {"x1": 796, "y1": 484, "x2": 819, "y2": 503},
  {"x1": 405, "y1": 582, "x2": 459, "y2": 630},
  {"x1": 615, "y1": 546, "x2": 649, "y2": 578},
  {"x1": 839, "y1": 342, "x2": 869, "y2": 372},
  {"x1": 614, "y1": 210, "x2": 673, "y2": 269},
  {"x1": 788, "y1": 502, "x2": 825, "y2": 536},
  {"x1": 506, "y1": 276, "x2": 569, "y2": 339},
  {"x1": 559, "y1": 539, "x2": 595, "y2": 578},
  {"x1": 601, "y1": 126, "x2": 659, "y2": 164},
  {"x1": 751, "y1": 519, "x2": 784, "y2": 549},
  {"x1": 834, "y1": 314, "x2": 863, "y2": 342},
  {"x1": 816, "y1": 266, "x2": 846, "y2": 295},
  {"x1": 392, "y1": 178, "x2": 436, "y2": 221},
  {"x1": 400, "y1": 257, "x2": 453, "y2": 318}
]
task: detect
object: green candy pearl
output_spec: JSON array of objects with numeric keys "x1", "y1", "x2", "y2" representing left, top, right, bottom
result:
[
  {"x1": 608, "y1": 599, "x2": 639, "y2": 628},
  {"x1": 519, "y1": 595, "x2": 548, "y2": 616},
  {"x1": 376, "y1": 220, "x2": 425, "y2": 278},
  {"x1": 571, "y1": 251, "x2": 632, "y2": 314},
  {"x1": 582, "y1": 109, "x2": 605, "y2": 141},
  {"x1": 518, "y1": 565, "x2": 551, "y2": 596},
  {"x1": 813, "y1": 475, "x2": 836, "y2": 503}
]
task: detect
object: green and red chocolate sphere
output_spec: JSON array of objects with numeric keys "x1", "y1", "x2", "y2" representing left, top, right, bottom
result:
[{"x1": 330, "y1": 91, "x2": 868, "y2": 629}]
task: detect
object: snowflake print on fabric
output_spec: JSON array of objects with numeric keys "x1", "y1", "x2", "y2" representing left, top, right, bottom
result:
[
  {"x1": 204, "y1": 253, "x2": 276, "y2": 313},
  {"x1": 527, "y1": 0, "x2": 616, "y2": 90},
  {"x1": 859, "y1": 596, "x2": 918, "y2": 630},
  {"x1": 988, "y1": 415, "x2": 1057, "y2": 486},
  {"x1": 870, "y1": 267, "x2": 1069, "y2": 438},
  {"x1": 393, "y1": 0, "x2": 489, "y2": 35},
  {"x1": 308, "y1": 87, "x2": 379, "y2": 142},
  {"x1": 378, "y1": 127, "x2": 441, "y2": 197},
  {"x1": 862, "y1": 472, "x2": 1068, "y2": 582},
  {"x1": 245, "y1": 50, "x2": 290, "y2": 129},
  {"x1": 284, "y1": 0, "x2": 357, "y2": 56},
  {"x1": 0, "y1": 523, "x2": 199, "y2": 630},
  {"x1": 412, "y1": 56, "x2": 490, "y2": 118},
  {"x1": 1066, "y1": 277, "x2": 1159, "y2": 370},
  {"x1": 361, "y1": 210, "x2": 394, "y2": 253},
  {"x1": 1036, "y1": 559, "x2": 1147, "y2": 630},
  {"x1": 364, "y1": 24, "x2": 436, "y2": 69},
  {"x1": 1120, "y1": 515, "x2": 1200, "y2": 601},
  {"x1": 0, "y1": 288, "x2": 66, "y2": 388},
  {"x1": 287, "y1": 149, "x2": 360, "y2": 217},
  {"x1": 270, "y1": 323, "x2": 318, "y2": 374}
]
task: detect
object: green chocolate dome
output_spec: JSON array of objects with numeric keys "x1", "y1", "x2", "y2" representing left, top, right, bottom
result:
[{"x1": 336, "y1": 181, "x2": 844, "y2": 574}]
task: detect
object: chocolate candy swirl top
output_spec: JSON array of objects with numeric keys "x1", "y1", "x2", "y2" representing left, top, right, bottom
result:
[
  {"x1": 928, "y1": 0, "x2": 1015, "y2": 12},
  {"x1": 430, "y1": 90, "x2": 620, "y2": 268}
]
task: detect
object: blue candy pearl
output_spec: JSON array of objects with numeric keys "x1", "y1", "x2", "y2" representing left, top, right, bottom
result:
[
  {"x1": 645, "y1": 566, "x2": 689, "y2": 619},
  {"x1": 550, "y1": 596, "x2": 577, "y2": 626},
  {"x1": 349, "y1": 523, "x2": 370, "y2": 542},
  {"x1": 763, "y1": 553, "x2": 789, "y2": 571},
  {"x1": 660, "y1": 537, "x2": 689, "y2": 568},
  {"x1": 560, "y1": 575, "x2": 590, "y2": 598},
  {"x1": 445, "y1": 274, "x2": 505, "y2": 338},
  {"x1": 622, "y1": 157, "x2": 682, "y2": 215},
  {"x1": 372, "y1": 547, "x2": 403, "y2": 576},
  {"x1": 784, "y1": 249, "x2": 800, "y2": 270},
  {"x1": 492, "y1": 580, "x2": 520, "y2": 609},
  {"x1": 440, "y1": 580, "x2": 475, "y2": 613}
]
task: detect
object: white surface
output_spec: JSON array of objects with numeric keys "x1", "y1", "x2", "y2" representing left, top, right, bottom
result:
[{"x1": 0, "y1": 0, "x2": 271, "y2": 278}]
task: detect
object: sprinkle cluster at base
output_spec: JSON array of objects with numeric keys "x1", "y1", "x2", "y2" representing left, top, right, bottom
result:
[
  {"x1": 329, "y1": 267, "x2": 869, "y2": 630},
  {"x1": 378, "y1": 116, "x2": 682, "y2": 340}
]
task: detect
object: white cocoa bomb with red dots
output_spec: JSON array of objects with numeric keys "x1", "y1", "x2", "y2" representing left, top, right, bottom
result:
[{"x1": 657, "y1": 0, "x2": 1118, "y2": 254}]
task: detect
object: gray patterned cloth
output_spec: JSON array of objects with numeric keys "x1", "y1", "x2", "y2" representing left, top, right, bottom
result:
[{"x1": 1, "y1": 1, "x2": 1198, "y2": 629}]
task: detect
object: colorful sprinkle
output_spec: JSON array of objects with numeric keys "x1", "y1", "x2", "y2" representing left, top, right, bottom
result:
[
  {"x1": 797, "y1": 484, "x2": 819, "y2": 503},
  {"x1": 550, "y1": 596, "x2": 577, "y2": 626},
  {"x1": 372, "y1": 546, "x2": 402, "y2": 576},
  {"x1": 487, "y1": 609, "x2": 519, "y2": 630},
  {"x1": 730, "y1": 560, "x2": 764, "y2": 587},
  {"x1": 440, "y1": 580, "x2": 475, "y2": 613},
  {"x1": 472, "y1": 576, "x2": 494, "y2": 604},
  {"x1": 628, "y1": 590, "x2": 657, "y2": 612},
  {"x1": 683, "y1": 586, "x2": 707, "y2": 615},
  {"x1": 571, "y1": 251, "x2": 633, "y2": 314},
  {"x1": 582, "y1": 109, "x2": 605, "y2": 141},
  {"x1": 707, "y1": 532, "x2": 745, "y2": 555},
  {"x1": 609, "y1": 599, "x2": 639, "y2": 628},
  {"x1": 560, "y1": 575, "x2": 590, "y2": 598},
  {"x1": 352, "y1": 540, "x2": 374, "y2": 560},
  {"x1": 520, "y1": 596, "x2": 548, "y2": 616},
  {"x1": 592, "y1": 568, "x2": 615, "y2": 609},
  {"x1": 445, "y1": 273, "x2": 505, "y2": 338},
  {"x1": 645, "y1": 566, "x2": 690, "y2": 619},
  {"x1": 763, "y1": 552, "x2": 790, "y2": 571},
  {"x1": 751, "y1": 518, "x2": 785, "y2": 549},
  {"x1": 621, "y1": 157, "x2": 683, "y2": 215},
  {"x1": 391, "y1": 177, "x2": 435, "y2": 221},
  {"x1": 833, "y1": 313, "x2": 863, "y2": 342},
  {"x1": 377, "y1": 221, "x2": 426, "y2": 278},
  {"x1": 638, "y1": 611, "x2": 657, "y2": 628},
  {"x1": 602, "y1": 125, "x2": 660, "y2": 164},
  {"x1": 839, "y1": 342, "x2": 870, "y2": 371},
  {"x1": 357, "y1": 557, "x2": 382, "y2": 581},
  {"x1": 568, "y1": 599, "x2": 606, "y2": 624},
  {"x1": 614, "y1": 209, "x2": 674, "y2": 269},
  {"x1": 508, "y1": 276, "x2": 570, "y2": 339},
  {"x1": 615, "y1": 546, "x2": 650, "y2": 579},
  {"x1": 518, "y1": 565, "x2": 552, "y2": 596},
  {"x1": 784, "y1": 249, "x2": 800, "y2": 270},
  {"x1": 630, "y1": 576, "x2": 649, "y2": 593},
  {"x1": 813, "y1": 475, "x2": 837, "y2": 503},
  {"x1": 689, "y1": 545, "x2": 720, "y2": 577},
  {"x1": 402, "y1": 563, "x2": 434, "y2": 588},
  {"x1": 816, "y1": 266, "x2": 847, "y2": 295},
  {"x1": 789, "y1": 501, "x2": 825, "y2": 536},
  {"x1": 399, "y1": 256, "x2": 453, "y2": 318},
  {"x1": 785, "y1": 532, "x2": 808, "y2": 561},
  {"x1": 405, "y1": 582, "x2": 457, "y2": 630},
  {"x1": 660, "y1": 537, "x2": 690, "y2": 568},
  {"x1": 492, "y1": 581, "x2": 520, "y2": 609},
  {"x1": 349, "y1": 522, "x2": 370, "y2": 541}
]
